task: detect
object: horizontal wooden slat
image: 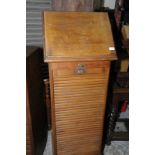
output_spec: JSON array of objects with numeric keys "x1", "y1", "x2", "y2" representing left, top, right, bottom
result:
[{"x1": 51, "y1": 61, "x2": 110, "y2": 155}]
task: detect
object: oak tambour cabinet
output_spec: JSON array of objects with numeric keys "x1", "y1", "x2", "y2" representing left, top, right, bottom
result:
[{"x1": 43, "y1": 12, "x2": 117, "y2": 155}]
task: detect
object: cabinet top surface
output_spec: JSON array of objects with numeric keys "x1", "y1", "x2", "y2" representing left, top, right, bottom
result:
[{"x1": 43, "y1": 11, "x2": 117, "y2": 62}]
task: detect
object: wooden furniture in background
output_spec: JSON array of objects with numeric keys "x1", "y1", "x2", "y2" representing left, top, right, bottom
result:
[
  {"x1": 114, "y1": 0, "x2": 129, "y2": 30},
  {"x1": 120, "y1": 25, "x2": 129, "y2": 72},
  {"x1": 43, "y1": 12, "x2": 117, "y2": 155},
  {"x1": 26, "y1": 85, "x2": 34, "y2": 155},
  {"x1": 52, "y1": 0, "x2": 102, "y2": 11},
  {"x1": 106, "y1": 72, "x2": 129, "y2": 144},
  {"x1": 43, "y1": 79, "x2": 51, "y2": 130},
  {"x1": 101, "y1": 9, "x2": 129, "y2": 145},
  {"x1": 121, "y1": 25, "x2": 129, "y2": 51},
  {"x1": 26, "y1": 47, "x2": 48, "y2": 155},
  {"x1": 39, "y1": 55, "x2": 51, "y2": 130}
]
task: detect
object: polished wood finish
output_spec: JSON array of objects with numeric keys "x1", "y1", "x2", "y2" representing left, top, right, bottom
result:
[
  {"x1": 26, "y1": 47, "x2": 48, "y2": 155},
  {"x1": 43, "y1": 12, "x2": 117, "y2": 155},
  {"x1": 43, "y1": 12, "x2": 117, "y2": 62},
  {"x1": 50, "y1": 61, "x2": 110, "y2": 155}
]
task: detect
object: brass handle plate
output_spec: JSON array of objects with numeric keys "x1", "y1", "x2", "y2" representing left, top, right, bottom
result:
[{"x1": 75, "y1": 64, "x2": 85, "y2": 75}]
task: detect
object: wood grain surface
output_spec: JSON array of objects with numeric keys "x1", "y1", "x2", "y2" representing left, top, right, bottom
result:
[
  {"x1": 49, "y1": 61, "x2": 110, "y2": 155},
  {"x1": 43, "y1": 12, "x2": 117, "y2": 62},
  {"x1": 43, "y1": 11, "x2": 117, "y2": 155}
]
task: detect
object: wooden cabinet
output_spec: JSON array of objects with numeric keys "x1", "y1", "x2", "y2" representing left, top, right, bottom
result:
[
  {"x1": 43, "y1": 12, "x2": 117, "y2": 155},
  {"x1": 26, "y1": 47, "x2": 48, "y2": 155}
]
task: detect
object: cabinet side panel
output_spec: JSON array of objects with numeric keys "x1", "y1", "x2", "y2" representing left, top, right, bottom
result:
[{"x1": 49, "y1": 64, "x2": 57, "y2": 155}]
